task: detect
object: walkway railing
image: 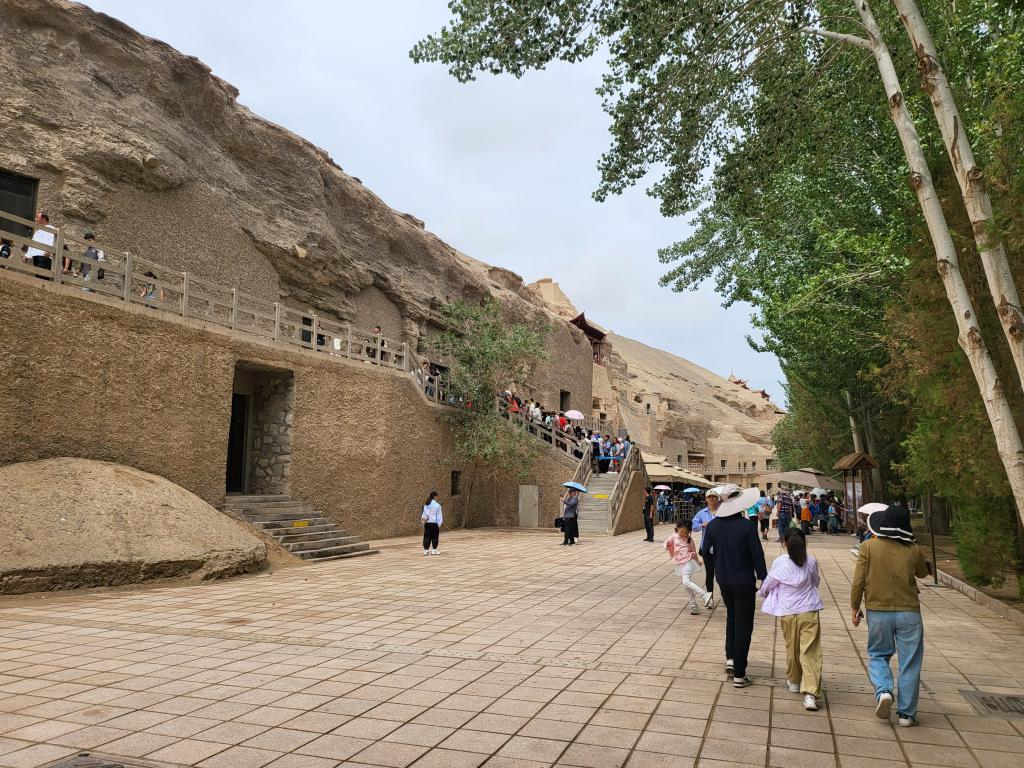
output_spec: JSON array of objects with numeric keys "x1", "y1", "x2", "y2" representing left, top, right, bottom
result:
[
  {"x1": 0, "y1": 212, "x2": 408, "y2": 371},
  {"x1": 497, "y1": 400, "x2": 585, "y2": 462}
]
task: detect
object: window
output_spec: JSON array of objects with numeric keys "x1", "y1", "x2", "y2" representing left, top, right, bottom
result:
[
  {"x1": 677, "y1": 455, "x2": 683, "y2": 464},
  {"x1": 720, "y1": 459, "x2": 727, "y2": 470},
  {"x1": 766, "y1": 459, "x2": 775, "y2": 470},
  {"x1": 450, "y1": 471, "x2": 461, "y2": 496},
  {"x1": 645, "y1": 403, "x2": 652, "y2": 414},
  {"x1": 560, "y1": 390, "x2": 571, "y2": 411},
  {"x1": 752, "y1": 461, "x2": 757, "y2": 471},
  {"x1": 0, "y1": 168, "x2": 39, "y2": 239},
  {"x1": 743, "y1": 461, "x2": 748, "y2": 471}
]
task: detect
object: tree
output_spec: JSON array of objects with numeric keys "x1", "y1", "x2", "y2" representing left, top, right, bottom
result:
[
  {"x1": 412, "y1": 0, "x2": 1024, "y2": 528},
  {"x1": 429, "y1": 298, "x2": 550, "y2": 527}
]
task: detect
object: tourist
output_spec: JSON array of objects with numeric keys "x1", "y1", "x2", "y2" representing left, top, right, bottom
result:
[
  {"x1": 24, "y1": 212, "x2": 54, "y2": 271},
  {"x1": 561, "y1": 488, "x2": 579, "y2": 546},
  {"x1": 421, "y1": 491, "x2": 442, "y2": 556},
  {"x1": 642, "y1": 487, "x2": 655, "y2": 542},
  {"x1": 759, "y1": 528, "x2": 824, "y2": 711},
  {"x1": 80, "y1": 232, "x2": 104, "y2": 287},
  {"x1": 665, "y1": 520, "x2": 714, "y2": 614},
  {"x1": 757, "y1": 491, "x2": 772, "y2": 540},
  {"x1": 691, "y1": 492, "x2": 719, "y2": 599},
  {"x1": 700, "y1": 484, "x2": 766, "y2": 688},
  {"x1": 0, "y1": 238, "x2": 11, "y2": 262},
  {"x1": 799, "y1": 494, "x2": 812, "y2": 535},
  {"x1": 657, "y1": 490, "x2": 669, "y2": 524},
  {"x1": 850, "y1": 503, "x2": 930, "y2": 726},
  {"x1": 775, "y1": 491, "x2": 795, "y2": 542},
  {"x1": 828, "y1": 499, "x2": 840, "y2": 534},
  {"x1": 610, "y1": 439, "x2": 622, "y2": 473},
  {"x1": 599, "y1": 435, "x2": 612, "y2": 474}
]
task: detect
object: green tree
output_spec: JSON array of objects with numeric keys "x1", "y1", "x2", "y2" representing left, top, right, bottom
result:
[{"x1": 429, "y1": 298, "x2": 550, "y2": 527}]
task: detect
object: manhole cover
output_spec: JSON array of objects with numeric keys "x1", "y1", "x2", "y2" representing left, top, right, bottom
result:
[
  {"x1": 961, "y1": 690, "x2": 1024, "y2": 718},
  {"x1": 42, "y1": 752, "x2": 180, "y2": 767}
]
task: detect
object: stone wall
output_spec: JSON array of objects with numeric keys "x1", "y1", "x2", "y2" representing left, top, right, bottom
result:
[
  {"x1": 0, "y1": 274, "x2": 573, "y2": 541},
  {"x1": 249, "y1": 374, "x2": 294, "y2": 494}
]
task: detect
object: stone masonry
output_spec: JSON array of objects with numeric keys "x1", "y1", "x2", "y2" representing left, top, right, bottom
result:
[{"x1": 249, "y1": 376, "x2": 294, "y2": 495}]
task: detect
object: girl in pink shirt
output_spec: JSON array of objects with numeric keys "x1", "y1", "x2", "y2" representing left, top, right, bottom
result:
[{"x1": 665, "y1": 520, "x2": 714, "y2": 614}]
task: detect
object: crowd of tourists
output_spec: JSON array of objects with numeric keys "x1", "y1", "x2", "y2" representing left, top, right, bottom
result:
[{"x1": 651, "y1": 484, "x2": 929, "y2": 726}]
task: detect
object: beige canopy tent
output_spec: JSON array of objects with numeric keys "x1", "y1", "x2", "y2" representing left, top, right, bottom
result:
[
  {"x1": 642, "y1": 452, "x2": 713, "y2": 488},
  {"x1": 754, "y1": 467, "x2": 843, "y2": 491}
]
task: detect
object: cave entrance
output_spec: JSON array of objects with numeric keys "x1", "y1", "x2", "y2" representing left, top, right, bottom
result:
[{"x1": 227, "y1": 363, "x2": 294, "y2": 495}]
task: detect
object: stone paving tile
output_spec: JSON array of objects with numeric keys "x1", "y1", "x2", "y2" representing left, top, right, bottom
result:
[{"x1": 0, "y1": 528, "x2": 1023, "y2": 767}]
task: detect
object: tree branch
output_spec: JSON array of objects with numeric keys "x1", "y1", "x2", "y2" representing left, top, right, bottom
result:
[{"x1": 801, "y1": 26, "x2": 873, "y2": 51}]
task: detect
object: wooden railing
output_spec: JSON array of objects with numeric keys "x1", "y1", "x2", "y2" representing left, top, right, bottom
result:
[
  {"x1": 570, "y1": 440, "x2": 593, "y2": 489},
  {"x1": 497, "y1": 400, "x2": 585, "y2": 462},
  {"x1": 0, "y1": 212, "x2": 407, "y2": 371}
]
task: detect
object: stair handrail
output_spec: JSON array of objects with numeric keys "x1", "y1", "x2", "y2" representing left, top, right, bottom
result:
[
  {"x1": 605, "y1": 443, "x2": 649, "y2": 533},
  {"x1": 570, "y1": 439, "x2": 592, "y2": 489}
]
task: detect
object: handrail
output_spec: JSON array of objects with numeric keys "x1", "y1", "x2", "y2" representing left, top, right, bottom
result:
[
  {"x1": 497, "y1": 399, "x2": 583, "y2": 461},
  {"x1": 606, "y1": 443, "x2": 647, "y2": 533},
  {"x1": 0, "y1": 217, "x2": 409, "y2": 374},
  {"x1": 570, "y1": 440, "x2": 592, "y2": 489}
]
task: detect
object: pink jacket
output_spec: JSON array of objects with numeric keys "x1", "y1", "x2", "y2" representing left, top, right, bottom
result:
[
  {"x1": 664, "y1": 533, "x2": 699, "y2": 565},
  {"x1": 758, "y1": 554, "x2": 823, "y2": 616}
]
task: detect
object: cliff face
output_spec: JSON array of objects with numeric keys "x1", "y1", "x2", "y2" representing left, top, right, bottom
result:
[
  {"x1": 526, "y1": 279, "x2": 781, "y2": 466},
  {"x1": 0, "y1": 0, "x2": 591, "y2": 409}
]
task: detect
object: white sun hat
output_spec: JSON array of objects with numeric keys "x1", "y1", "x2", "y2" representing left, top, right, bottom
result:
[{"x1": 709, "y1": 484, "x2": 762, "y2": 517}]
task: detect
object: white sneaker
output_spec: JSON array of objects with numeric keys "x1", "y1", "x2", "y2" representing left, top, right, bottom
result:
[
  {"x1": 703, "y1": 593, "x2": 715, "y2": 609},
  {"x1": 423, "y1": 550, "x2": 430, "y2": 556},
  {"x1": 431, "y1": 549, "x2": 439, "y2": 555},
  {"x1": 875, "y1": 691, "x2": 893, "y2": 719},
  {"x1": 725, "y1": 659, "x2": 735, "y2": 675},
  {"x1": 787, "y1": 681, "x2": 800, "y2": 693},
  {"x1": 898, "y1": 715, "x2": 918, "y2": 727},
  {"x1": 803, "y1": 694, "x2": 818, "y2": 711}
]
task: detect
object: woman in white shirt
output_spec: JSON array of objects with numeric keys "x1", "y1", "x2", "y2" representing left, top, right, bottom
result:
[{"x1": 421, "y1": 491, "x2": 443, "y2": 556}]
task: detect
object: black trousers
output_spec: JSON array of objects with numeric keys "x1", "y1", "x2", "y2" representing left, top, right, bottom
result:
[
  {"x1": 423, "y1": 523, "x2": 439, "y2": 550},
  {"x1": 705, "y1": 552, "x2": 715, "y2": 593},
  {"x1": 643, "y1": 515, "x2": 654, "y2": 541},
  {"x1": 563, "y1": 517, "x2": 579, "y2": 544},
  {"x1": 719, "y1": 584, "x2": 756, "y2": 678}
]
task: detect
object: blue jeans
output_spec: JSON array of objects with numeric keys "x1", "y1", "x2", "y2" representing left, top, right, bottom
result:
[{"x1": 866, "y1": 610, "x2": 924, "y2": 718}]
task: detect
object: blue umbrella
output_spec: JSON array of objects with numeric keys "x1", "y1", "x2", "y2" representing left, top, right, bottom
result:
[
  {"x1": 562, "y1": 482, "x2": 589, "y2": 493},
  {"x1": 683, "y1": 487, "x2": 701, "y2": 493}
]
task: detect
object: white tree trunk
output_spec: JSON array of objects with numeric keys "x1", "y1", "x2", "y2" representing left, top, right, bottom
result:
[
  {"x1": 844, "y1": 389, "x2": 865, "y2": 453},
  {"x1": 892, "y1": 0, "x2": 1024, "y2": 393},
  {"x1": 848, "y1": 0, "x2": 1024, "y2": 525}
]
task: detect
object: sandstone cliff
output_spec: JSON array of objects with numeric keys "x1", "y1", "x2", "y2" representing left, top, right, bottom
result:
[{"x1": 0, "y1": 0, "x2": 591, "y2": 407}]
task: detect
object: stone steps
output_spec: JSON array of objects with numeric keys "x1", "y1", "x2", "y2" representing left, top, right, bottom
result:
[
  {"x1": 573, "y1": 473, "x2": 624, "y2": 535},
  {"x1": 224, "y1": 494, "x2": 378, "y2": 563}
]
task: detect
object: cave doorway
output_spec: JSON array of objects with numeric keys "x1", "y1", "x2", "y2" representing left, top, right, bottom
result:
[{"x1": 227, "y1": 363, "x2": 295, "y2": 495}]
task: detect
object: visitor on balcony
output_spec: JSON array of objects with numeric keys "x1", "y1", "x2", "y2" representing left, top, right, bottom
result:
[
  {"x1": 24, "y1": 211, "x2": 54, "y2": 271},
  {"x1": 80, "y1": 232, "x2": 105, "y2": 287}
]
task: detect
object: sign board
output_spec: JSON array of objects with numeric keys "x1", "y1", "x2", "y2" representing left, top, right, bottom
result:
[{"x1": 292, "y1": 520, "x2": 310, "y2": 528}]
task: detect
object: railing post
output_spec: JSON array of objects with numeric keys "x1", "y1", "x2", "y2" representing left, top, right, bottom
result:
[
  {"x1": 123, "y1": 252, "x2": 133, "y2": 301},
  {"x1": 230, "y1": 288, "x2": 238, "y2": 328},
  {"x1": 273, "y1": 302, "x2": 280, "y2": 341},
  {"x1": 310, "y1": 312, "x2": 317, "y2": 350},
  {"x1": 377, "y1": 334, "x2": 383, "y2": 365},
  {"x1": 52, "y1": 227, "x2": 63, "y2": 284},
  {"x1": 400, "y1": 342, "x2": 408, "y2": 371},
  {"x1": 346, "y1": 325, "x2": 352, "y2": 359},
  {"x1": 181, "y1": 271, "x2": 190, "y2": 317}
]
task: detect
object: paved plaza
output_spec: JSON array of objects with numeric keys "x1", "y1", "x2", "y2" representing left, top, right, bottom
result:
[{"x1": 0, "y1": 526, "x2": 1022, "y2": 768}]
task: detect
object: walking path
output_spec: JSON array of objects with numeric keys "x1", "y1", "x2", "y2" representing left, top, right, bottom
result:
[{"x1": 0, "y1": 527, "x2": 1021, "y2": 767}]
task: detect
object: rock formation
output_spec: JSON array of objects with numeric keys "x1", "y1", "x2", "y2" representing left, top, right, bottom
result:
[
  {"x1": 527, "y1": 279, "x2": 782, "y2": 472},
  {"x1": 0, "y1": 458, "x2": 267, "y2": 594}
]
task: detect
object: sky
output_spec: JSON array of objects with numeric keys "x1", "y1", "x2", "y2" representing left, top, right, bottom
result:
[{"x1": 84, "y1": 0, "x2": 784, "y2": 398}]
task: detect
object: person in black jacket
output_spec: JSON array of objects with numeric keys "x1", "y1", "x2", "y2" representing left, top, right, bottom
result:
[
  {"x1": 701, "y1": 484, "x2": 768, "y2": 688},
  {"x1": 642, "y1": 488, "x2": 655, "y2": 542}
]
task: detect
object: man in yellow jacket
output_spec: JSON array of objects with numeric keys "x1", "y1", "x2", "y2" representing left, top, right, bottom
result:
[{"x1": 850, "y1": 503, "x2": 930, "y2": 728}]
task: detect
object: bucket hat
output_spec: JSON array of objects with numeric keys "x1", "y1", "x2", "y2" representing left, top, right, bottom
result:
[
  {"x1": 709, "y1": 484, "x2": 762, "y2": 517},
  {"x1": 859, "y1": 502, "x2": 915, "y2": 543}
]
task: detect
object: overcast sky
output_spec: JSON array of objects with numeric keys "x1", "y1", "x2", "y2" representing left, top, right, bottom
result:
[{"x1": 85, "y1": 0, "x2": 784, "y2": 398}]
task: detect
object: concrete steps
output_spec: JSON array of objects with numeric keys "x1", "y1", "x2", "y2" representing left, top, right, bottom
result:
[
  {"x1": 576, "y1": 473, "x2": 620, "y2": 535},
  {"x1": 224, "y1": 494, "x2": 378, "y2": 562}
]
